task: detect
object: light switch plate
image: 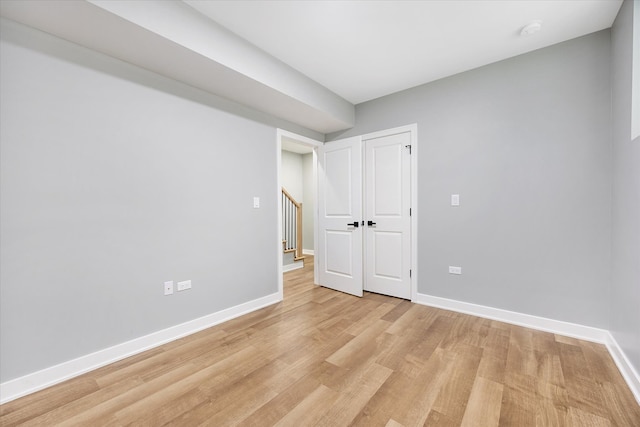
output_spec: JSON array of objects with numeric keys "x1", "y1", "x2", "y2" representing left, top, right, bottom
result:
[
  {"x1": 451, "y1": 194, "x2": 460, "y2": 206},
  {"x1": 253, "y1": 197, "x2": 260, "y2": 208}
]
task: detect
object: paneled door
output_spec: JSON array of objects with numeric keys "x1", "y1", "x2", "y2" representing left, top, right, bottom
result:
[
  {"x1": 363, "y1": 131, "x2": 412, "y2": 299},
  {"x1": 317, "y1": 136, "x2": 363, "y2": 297},
  {"x1": 317, "y1": 127, "x2": 414, "y2": 300}
]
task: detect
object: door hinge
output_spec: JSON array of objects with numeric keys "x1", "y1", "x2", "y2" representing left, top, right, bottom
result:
[
  {"x1": 405, "y1": 144, "x2": 412, "y2": 154},
  {"x1": 409, "y1": 269, "x2": 412, "y2": 278},
  {"x1": 409, "y1": 208, "x2": 412, "y2": 216}
]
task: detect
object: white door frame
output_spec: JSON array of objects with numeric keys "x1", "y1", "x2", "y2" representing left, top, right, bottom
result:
[
  {"x1": 276, "y1": 129, "x2": 323, "y2": 301},
  {"x1": 360, "y1": 124, "x2": 418, "y2": 301}
]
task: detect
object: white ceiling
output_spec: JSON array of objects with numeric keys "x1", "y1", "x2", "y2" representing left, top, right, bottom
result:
[{"x1": 187, "y1": 0, "x2": 623, "y2": 104}]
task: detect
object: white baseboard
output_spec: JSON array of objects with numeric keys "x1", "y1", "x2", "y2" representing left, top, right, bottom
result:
[
  {"x1": 414, "y1": 293, "x2": 609, "y2": 343},
  {"x1": 283, "y1": 262, "x2": 304, "y2": 273},
  {"x1": 302, "y1": 249, "x2": 315, "y2": 256},
  {"x1": 605, "y1": 332, "x2": 640, "y2": 405},
  {"x1": 414, "y1": 293, "x2": 640, "y2": 405},
  {"x1": 0, "y1": 292, "x2": 281, "y2": 404}
]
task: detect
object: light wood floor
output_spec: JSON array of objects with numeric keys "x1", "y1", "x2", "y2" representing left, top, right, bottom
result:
[{"x1": 1, "y1": 257, "x2": 639, "y2": 426}]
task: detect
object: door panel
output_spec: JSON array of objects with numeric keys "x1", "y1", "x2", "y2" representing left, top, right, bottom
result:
[
  {"x1": 317, "y1": 137, "x2": 363, "y2": 297},
  {"x1": 325, "y1": 231, "x2": 353, "y2": 276},
  {"x1": 372, "y1": 143, "x2": 403, "y2": 216},
  {"x1": 372, "y1": 231, "x2": 403, "y2": 279},
  {"x1": 364, "y1": 132, "x2": 411, "y2": 299}
]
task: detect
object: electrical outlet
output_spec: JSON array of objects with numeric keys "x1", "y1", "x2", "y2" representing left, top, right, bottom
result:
[
  {"x1": 449, "y1": 266, "x2": 462, "y2": 275},
  {"x1": 451, "y1": 194, "x2": 460, "y2": 206},
  {"x1": 177, "y1": 280, "x2": 192, "y2": 291},
  {"x1": 164, "y1": 281, "x2": 174, "y2": 295}
]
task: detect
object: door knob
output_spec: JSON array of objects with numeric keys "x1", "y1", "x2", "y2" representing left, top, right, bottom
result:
[
  {"x1": 367, "y1": 221, "x2": 376, "y2": 226},
  {"x1": 347, "y1": 222, "x2": 359, "y2": 228}
]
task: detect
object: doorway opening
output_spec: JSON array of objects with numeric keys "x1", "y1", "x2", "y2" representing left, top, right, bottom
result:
[{"x1": 276, "y1": 129, "x2": 322, "y2": 300}]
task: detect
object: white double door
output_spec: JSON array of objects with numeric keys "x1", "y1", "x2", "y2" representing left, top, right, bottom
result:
[{"x1": 317, "y1": 128, "x2": 412, "y2": 299}]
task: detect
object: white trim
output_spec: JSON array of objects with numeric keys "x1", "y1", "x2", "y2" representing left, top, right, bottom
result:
[
  {"x1": 276, "y1": 130, "x2": 283, "y2": 301},
  {"x1": 282, "y1": 261, "x2": 304, "y2": 273},
  {"x1": 605, "y1": 332, "x2": 640, "y2": 405},
  {"x1": 302, "y1": 249, "x2": 315, "y2": 256},
  {"x1": 277, "y1": 129, "x2": 324, "y2": 148},
  {"x1": 312, "y1": 147, "x2": 319, "y2": 286},
  {"x1": 414, "y1": 293, "x2": 609, "y2": 343},
  {"x1": 361, "y1": 124, "x2": 418, "y2": 302},
  {"x1": 409, "y1": 125, "x2": 418, "y2": 303},
  {"x1": 0, "y1": 292, "x2": 281, "y2": 404}
]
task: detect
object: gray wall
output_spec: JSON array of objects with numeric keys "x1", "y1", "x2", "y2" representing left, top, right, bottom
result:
[
  {"x1": 0, "y1": 19, "x2": 280, "y2": 381},
  {"x1": 281, "y1": 150, "x2": 303, "y2": 201},
  {"x1": 611, "y1": 0, "x2": 640, "y2": 378},
  {"x1": 329, "y1": 31, "x2": 613, "y2": 328},
  {"x1": 302, "y1": 153, "x2": 315, "y2": 251}
]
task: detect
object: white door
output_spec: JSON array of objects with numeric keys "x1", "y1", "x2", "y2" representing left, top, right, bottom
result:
[
  {"x1": 317, "y1": 137, "x2": 363, "y2": 297},
  {"x1": 363, "y1": 131, "x2": 412, "y2": 299}
]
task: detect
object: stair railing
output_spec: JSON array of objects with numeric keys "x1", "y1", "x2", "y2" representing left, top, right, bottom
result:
[{"x1": 282, "y1": 187, "x2": 303, "y2": 260}]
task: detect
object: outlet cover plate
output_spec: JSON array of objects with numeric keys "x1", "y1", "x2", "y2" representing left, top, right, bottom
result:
[
  {"x1": 177, "y1": 280, "x2": 192, "y2": 291},
  {"x1": 164, "y1": 281, "x2": 174, "y2": 295},
  {"x1": 449, "y1": 266, "x2": 462, "y2": 275}
]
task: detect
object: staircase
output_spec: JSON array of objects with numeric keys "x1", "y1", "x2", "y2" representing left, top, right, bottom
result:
[{"x1": 282, "y1": 187, "x2": 305, "y2": 272}]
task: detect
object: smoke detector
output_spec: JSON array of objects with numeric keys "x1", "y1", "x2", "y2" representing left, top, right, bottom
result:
[{"x1": 521, "y1": 21, "x2": 542, "y2": 37}]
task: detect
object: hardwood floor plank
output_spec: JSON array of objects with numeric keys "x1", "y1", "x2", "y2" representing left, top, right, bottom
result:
[
  {"x1": 460, "y1": 376, "x2": 503, "y2": 427},
  {"x1": 430, "y1": 344, "x2": 483, "y2": 425},
  {"x1": 385, "y1": 304, "x2": 426, "y2": 336},
  {"x1": 325, "y1": 319, "x2": 390, "y2": 368},
  {"x1": 2, "y1": 256, "x2": 638, "y2": 426},
  {"x1": 272, "y1": 384, "x2": 338, "y2": 427},
  {"x1": 558, "y1": 343, "x2": 611, "y2": 420},
  {"x1": 498, "y1": 384, "x2": 538, "y2": 426},
  {"x1": 381, "y1": 300, "x2": 414, "y2": 323},
  {"x1": 236, "y1": 372, "x2": 322, "y2": 427},
  {"x1": 344, "y1": 302, "x2": 398, "y2": 336},
  {"x1": 400, "y1": 348, "x2": 458, "y2": 426},
  {"x1": 405, "y1": 315, "x2": 454, "y2": 365},
  {"x1": 0, "y1": 377, "x2": 98, "y2": 426},
  {"x1": 314, "y1": 362, "x2": 392, "y2": 426},
  {"x1": 17, "y1": 376, "x2": 144, "y2": 427},
  {"x1": 535, "y1": 395, "x2": 569, "y2": 427},
  {"x1": 52, "y1": 363, "x2": 199, "y2": 426},
  {"x1": 423, "y1": 410, "x2": 458, "y2": 427},
  {"x1": 193, "y1": 381, "x2": 277, "y2": 427},
  {"x1": 567, "y1": 406, "x2": 612, "y2": 427},
  {"x1": 477, "y1": 354, "x2": 507, "y2": 384}
]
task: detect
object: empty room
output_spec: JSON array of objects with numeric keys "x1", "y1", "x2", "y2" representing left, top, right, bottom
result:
[{"x1": 1, "y1": 0, "x2": 639, "y2": 425}]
